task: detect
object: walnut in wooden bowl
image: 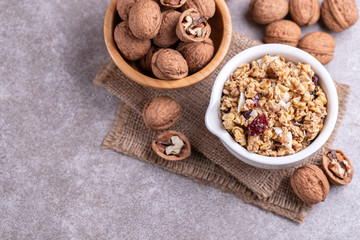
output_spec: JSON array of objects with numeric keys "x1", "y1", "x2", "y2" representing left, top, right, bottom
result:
[{"x1": 104, "y1": 0, "x2": 232, "y2": 90}]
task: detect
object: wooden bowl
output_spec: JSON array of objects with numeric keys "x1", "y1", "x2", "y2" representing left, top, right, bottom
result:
[{"x1": 104, "y1": 0, "x2": 232, "y2": 90}]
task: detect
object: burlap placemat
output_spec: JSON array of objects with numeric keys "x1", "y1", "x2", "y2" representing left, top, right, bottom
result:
[{"x1": 94, "y1": 32, "x2": 349, "y2": 223}]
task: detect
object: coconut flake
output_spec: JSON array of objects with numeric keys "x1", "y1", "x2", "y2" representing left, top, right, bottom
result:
[
  {"x1": 286, "y1": 132, "x2": 292, "y2": 149},
  {"x1": 283, "y1": 92, "x2": 290, "y2": 103},
  {"x1": 293, "y1": 121, "x2": 301, "y2": 126},
  {"x1": 279, "y1": 100, "x2": 291, "y2": 111},
  {"x1": 237, "y1": 92, "x2": 245, "y2": 113},
  {"x1": 256, "y1": 56, "x2": 278, "y2": 67},
  {"x1": 250, "y1": 110, "x2": 258, "y2": 118},
  {"x1": 273, "y1": 127, "x2": 283, "y2": 137}
]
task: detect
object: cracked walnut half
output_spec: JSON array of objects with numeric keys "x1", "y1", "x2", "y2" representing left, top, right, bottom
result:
[{"x1": 220, "y1": 55, "x2": 327, "y2": 157}]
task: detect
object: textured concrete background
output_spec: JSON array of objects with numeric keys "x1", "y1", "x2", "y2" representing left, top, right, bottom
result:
[{"x1": 1, "y1": 0, "x2": 360, "y2": 239}]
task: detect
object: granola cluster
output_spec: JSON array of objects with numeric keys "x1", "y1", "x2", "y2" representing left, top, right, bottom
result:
[{"x1": 220, "y1": 55, "x2": 328, "y2": 157}]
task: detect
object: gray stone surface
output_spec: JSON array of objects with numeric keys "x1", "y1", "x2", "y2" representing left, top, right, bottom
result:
[{"x1": 1, "y1": 0, "x2": 359, "y2": 239}]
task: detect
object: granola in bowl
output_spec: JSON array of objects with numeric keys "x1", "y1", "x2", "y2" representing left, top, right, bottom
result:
[{"x1": 219, "y1": 55, "x2": 328, "y2": 157}]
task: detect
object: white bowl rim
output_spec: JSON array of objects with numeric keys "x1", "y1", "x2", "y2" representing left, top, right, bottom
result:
[{"x1": 205, "y1": 44, "x2": 339, "y2": 168}]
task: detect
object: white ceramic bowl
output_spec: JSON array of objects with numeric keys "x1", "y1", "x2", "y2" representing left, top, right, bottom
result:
[{"x1": 205, "y1": 44, "x2": 338, "y2": 169}]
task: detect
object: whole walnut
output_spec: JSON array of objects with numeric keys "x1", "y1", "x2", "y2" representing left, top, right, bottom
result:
[
  {"x1": 116, "y1": 0, "x2": 139, "y2": 21},
  {"x1": 249, "y1": 0, "x2": 289, "y2": 25},
  {"x1": 264, "y1": 20, "x2": 301, "y2": 47},
  {"x1": 298, "y1": 31, "x2": 336, "y2": 65},
  {"x1": 160, "y1": 0, "x2": 187, "y2": 9},
  {"x1": 114, "y1": 21, "x2": 151, "y2": 61},
  {"x1": 181, "y1": 0, "x2": 216, "y2": 20},
  {"x1": 140, "y1": 45, "x2": 158, "y2": 72},
  {"x1": 289, "y1": 0, "x2": 320, "y2": 26},
  {"x1": 142, "y1": 96, "x2": 182, "y2": 131},
  {"x1": 128, "y1": 0, "x2": 162, "y2": 40},
  {"x1": 321, "y1": 0, "x2": 359, "y2": 32},
  {"x1": 151, "y1": 49, "x2": 189, "y2": 79},
  {"x1": 177, "y1": 38, "x2": 214, "y2": 73},
  {"x1": 153, "y1": 10, "x2": 181, "y2": 48},
  {"x1": 290, "y1": 165, "x2": 330, "y2": 204}
]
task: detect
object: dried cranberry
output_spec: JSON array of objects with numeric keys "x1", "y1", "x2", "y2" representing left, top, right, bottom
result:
[
  {"x1": 312, "y1": 75, "x2": 319, "y2": 88},
  {"x1": 253, "y1": 93, "x2": 260, "y2": 108},
  {"x1": 242, "y1": 110, "x2": 252, "y2": 120},
  {"x1": 248, "y1": 114, "x2": 269, "y2": 136},
  {"x1": 310, "y1": 90, "x2": 318, "y2": 99}
]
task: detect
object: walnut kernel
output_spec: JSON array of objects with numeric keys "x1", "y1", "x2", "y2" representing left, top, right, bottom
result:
[
  {"x1": 322, "y1": 150, "x2": 353, "y2": 186},
  {"x1": 152, "y1": 130, "x2": 191, "y2": 161},
  {"x1": 176, "y1": 8, "x2": 211, "y2": 43}
]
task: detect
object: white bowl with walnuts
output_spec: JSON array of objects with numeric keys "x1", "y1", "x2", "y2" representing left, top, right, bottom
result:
[{"x1": 205, "y1": 44, "x2": 338, "y2": 169}]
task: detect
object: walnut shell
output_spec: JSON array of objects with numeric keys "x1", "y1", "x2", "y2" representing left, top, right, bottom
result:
[
  {"x1": 249, "y1": 0, "x2": 289, "y2": 25},
  {"x1": 152, "y1": 130, "x2": 191, "y2": 161},
  {"x1": 290, "y1": 165, "x2": 330, "y2": 204},
  {"x1": 321, "y1": 0, "x2": 359, "y2": 32},
  {"x1": 181, "y1": 0, "x2": 216, "y2": 20},
  {"x1": 264, "y1": 20, "x2": 301, "y2": 47},
  {"x1": 151, "y1": 49, "x2": 189, "y2": 79},
  {"x1": 140, "y1": 45, "x2": 159, "y2": 72},
  {"x1": 114, "y1": 21, "x2": 151, "y2": 61},
  {"x1": 116, "y1": 0, "x2": 139, "y2": 21},
  {"x1": 142, "y1": 96, "x2": 182, "y2": 131},
  {"x1": 177, "y1": 38, "x2": 214, "y2": 73},
  {"x1": 153, "y1": 10, "x2": 181, "y2": 48},
  {"x1": 322, "y1": 150, "x2": 354, "y2": 186},
  {"x1": 289, "y1": 0, "x2": 320, "y2": 26},
  {"x1": 160, "y1": 0, "x2": 187, "y2": 9},
  {"x1": 128, "y1": 0, "x2": 162, "y2": 40},
  {"x1": 298, "y1": 31, "x2": 336, "y2": 65},
  {"x1": 176, "y1": 8, "x2": 211, "y2": 43}
]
